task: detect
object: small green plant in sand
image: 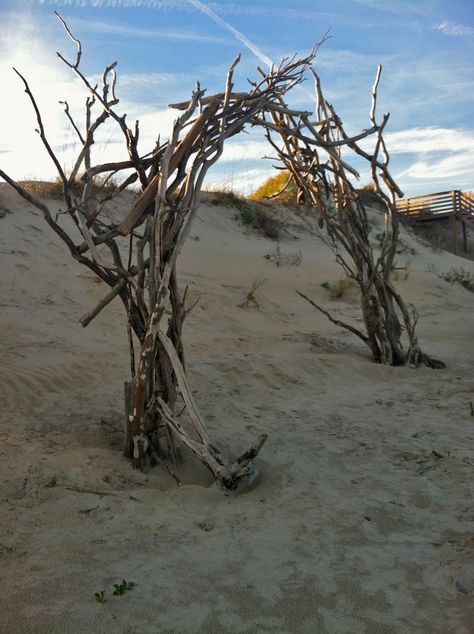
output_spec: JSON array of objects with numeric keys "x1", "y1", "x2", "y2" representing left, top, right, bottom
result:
[
  {"x1": 94, "y1": 591, "x2": 107, "y2": 604},
  {"x1": 439, "y1": 267, "x2": 474, "y2": 292},
  {"x1": 234, "y1": 205, "x2": 254, "y2": 226},
  {"x1": 94, "y1": 580, "x2": 136, "y2": 603},
  {"x1": 113, "y1": 580, "x2": 136, "y2": 596},
  {"x1": 232, "y1": 204, "x2": 282, "y2": 240},
  {"x1": 374, "y1": 231, "x2": 416, "y2": 256},
  {"x1": 209, "y1": 185, "x2": 283, "y2": 239}
]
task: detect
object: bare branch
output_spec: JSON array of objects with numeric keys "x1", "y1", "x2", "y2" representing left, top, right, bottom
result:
[
  {"x1": 296, "y1": 291, "x2": 369, "y2": 344},
  {"x1": 55, "y1": 11, "x2": 81, "y2": 68}
]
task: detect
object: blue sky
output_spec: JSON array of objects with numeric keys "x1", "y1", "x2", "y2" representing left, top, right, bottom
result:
[{"x1": 1, "y1": 0, "x2": 473, "y2": 197}]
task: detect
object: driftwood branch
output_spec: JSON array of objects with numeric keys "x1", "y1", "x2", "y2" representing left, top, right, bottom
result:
[
  {"x1": 252, "y1": 61, "x2": 438, "y2": 367},
  {"x1": 80, "y1": 280, "x2": 126, "y2": 327},
  {"x1": 8, "y1": 20, "x2": 390, "y2": 492},
  {"x1": 296, "y1": 291, "x2": 369, "y2": 344}
]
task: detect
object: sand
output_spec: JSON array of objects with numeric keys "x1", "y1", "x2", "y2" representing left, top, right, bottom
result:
[{"x1": 0, "y1": 183, "x2": 473, "y2": 633}]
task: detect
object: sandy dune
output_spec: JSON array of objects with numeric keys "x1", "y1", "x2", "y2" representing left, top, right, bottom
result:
[{"x1": 0, "y1": 184, "x2": 473, "y2": 633}]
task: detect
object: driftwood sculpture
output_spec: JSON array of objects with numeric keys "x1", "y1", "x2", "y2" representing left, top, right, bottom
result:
[
  {"x1": 252, "y1": 65, "x2": 443, "y2": 367},
  {"x1": 1, "y1": 14, "x2": 442, "y2": 492},
  {"x1": 0, "y1": 14, "x2": 325, "y2": 489}
]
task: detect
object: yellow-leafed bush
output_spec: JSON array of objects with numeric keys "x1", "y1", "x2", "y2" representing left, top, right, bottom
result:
[{"x1": 250, "y1": 170, "x2": 297, "y2": 203}]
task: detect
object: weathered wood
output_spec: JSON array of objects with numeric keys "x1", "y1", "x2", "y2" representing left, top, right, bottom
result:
[
  {"x1": 5, "y1": 14, "x2": 300, "y2": 486},
  {"x1": 254, "y1": 64, "x2": 441, "y2": 367},
  {"x1": 462, "y1": 221, "x2": 468, "y2": 253},
  {"x1": 80, "y1": 280, "x2": 126, "y2": 327},
  {"x1": 117, "y1": 103, "x2": 219, "y2": 237},
  {"x1": 398, "y1": 190, "x2": 472, "y2": 253},
  {"x1": 451, "y1": 213, "x2": 459, "y2": 255},
  {"x1": 296, "y1": 291, "x2": 369, "y2": 345},
  {"x1": 156, "y1": 397, "x2": 267, "y2": 490},
  {"x1": 123, "y1": 379, "x2": 135, "y2": 458},
  {"x1": 7, "y1": 12, "x2": 427, "y2": 490},
  {"x1": 397, "y1": 190, "x2": 472, "y2": 255}
]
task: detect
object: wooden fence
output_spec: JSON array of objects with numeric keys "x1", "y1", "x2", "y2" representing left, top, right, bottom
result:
[{"x1": 396, "y1": 190, "x2": 474, "y2": 253}]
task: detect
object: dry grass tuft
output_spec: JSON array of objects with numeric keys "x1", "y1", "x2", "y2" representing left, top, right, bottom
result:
[
  {"x1": 207, "y1": 186, "x2": 247, "y2": 208},
  {"x1": 264, "y1": 245, "x2": 302, "y2": 267},
  {"x1": 252, "y1": 209, "x2": 282, "y2": 240},
  {"x1": 321, "y1": 276, "x2": 357, "y2": 299},
  {"x1": 18, "y1": 177, "x2": 119, "y2": 200},
  {"x1": 240, "y1": 274, "x2": 266, "y2": 309}
]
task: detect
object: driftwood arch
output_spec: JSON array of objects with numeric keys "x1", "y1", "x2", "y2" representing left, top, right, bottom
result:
[
  {"x1": 252, "y1": 66, "x2": 443, "y2": 369},
  {"x1": 1, "y1": 16, "x2": 441, "y2": 491}
]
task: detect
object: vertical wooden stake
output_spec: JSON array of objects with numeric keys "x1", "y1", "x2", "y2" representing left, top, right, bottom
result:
[
  {"x1": 124, "y1": 378, "x2": 135, "y2": 458},
  {"x1": 462, "y1": 221, "x2": 468, "y2": 253}
]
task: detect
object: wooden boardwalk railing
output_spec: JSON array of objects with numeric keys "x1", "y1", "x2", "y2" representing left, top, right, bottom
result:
[{"x1": 395, "y1": 190, "x2": 474, "y2": 253}]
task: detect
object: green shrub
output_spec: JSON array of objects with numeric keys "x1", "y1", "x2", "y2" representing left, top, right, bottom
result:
[
  {"x1": 440, "y1": 267, "x2": 474, "y2": 292},
  {"x1": 234, "y1": 206, "x2": 254, "y2": 226}
]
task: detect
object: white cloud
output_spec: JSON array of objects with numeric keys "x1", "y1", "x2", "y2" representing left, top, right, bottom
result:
[
  {"x1": 435, "y1": 22, "x2": 474, "y2": 37},
  {"x1": 36, "y1": 0, "x2": 187, "y2": 8},
  {"x1": 220, "y1": 140, "x2": 269, "y2": 163},
  {"x1": 352, "y1": 0, "x2": 430, "y2": 16},
  {"x1": 389, "y1": 128, "x2": 474, "y2": 191},
  {"x1": 316, "y1": 48, "x2": 390, "y2": 72},
  {"x1": 0, "y1": 10, "x2": 183, "y2": 180},
  {"x1": 385, "y1": 127, "x2": 474, "y2": 154},
  {"x1": 72, "y1": 16, "x2": 231, "y2": 44},
  {"x1": 204, "y1": 167, "x2": 273, "y2": 195},
  {"x1": 405, "y1": 152, "x2": 474, "y2": 180}
]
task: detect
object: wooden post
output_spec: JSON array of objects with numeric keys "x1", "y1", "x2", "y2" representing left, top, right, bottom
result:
[
  {"x1": 451, "y1": 190, "x2": 459, "y2": 255},
  {"x1": 123, "y1": 378, "x2": 136, "y2": 458},
  {"x1": 462, "y1": 221, "x2": 468, "y2": 253}
]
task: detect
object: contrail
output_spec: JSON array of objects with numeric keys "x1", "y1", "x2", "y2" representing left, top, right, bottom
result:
[
  {"x1": 188, "y1": 0, "x2": 274, "y2": 68},
  {"x1": 188, "y1": 0, "x2": 317, "y2": 102}
]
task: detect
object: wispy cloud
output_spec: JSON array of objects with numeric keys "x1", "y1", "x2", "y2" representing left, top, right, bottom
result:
[
  {"x1": 36, "y1": 0, "x2": 185, "y2": 8},
  {"x1": 352, "y1": 0, "x2": 432, "y2": 18},
  {"x1": 389, "y1": 127, "x2": 474, "y2": 189},
  {"x1": 73, "y1": 16, "x2": 230, "y2": 44},
  {"x1": 44, "y1": 0, "x2": 276, "y2": 68},
  {"x1": 405, "y1": 152, "x2": 474, "y2": 181},
  {"x1": 316, "y1": 48, "x2": 392, "y2": 72},
  {"x1": 386, "y1": 127, "x2": 474, "y2": 154},
  {"x1": 220, "y1": 140, "x2": 269, "y2": 163},
  {"x1": 34, "y1": 0, "x2": 334, "y2": 23},
  {"x1": 435, "y1": 21, "x2": 474, "y2": 37},
  {"x1": 204, "y1": 166, "x2": 273, "y2": 195}
]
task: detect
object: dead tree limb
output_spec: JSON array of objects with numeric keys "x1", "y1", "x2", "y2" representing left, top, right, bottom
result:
[
  {"x1": 1, "y1": 13, "x2": 322, "y2": 489},
  {"x1": 254, "y1": 64, "x2": 442, "y2": 367}
]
